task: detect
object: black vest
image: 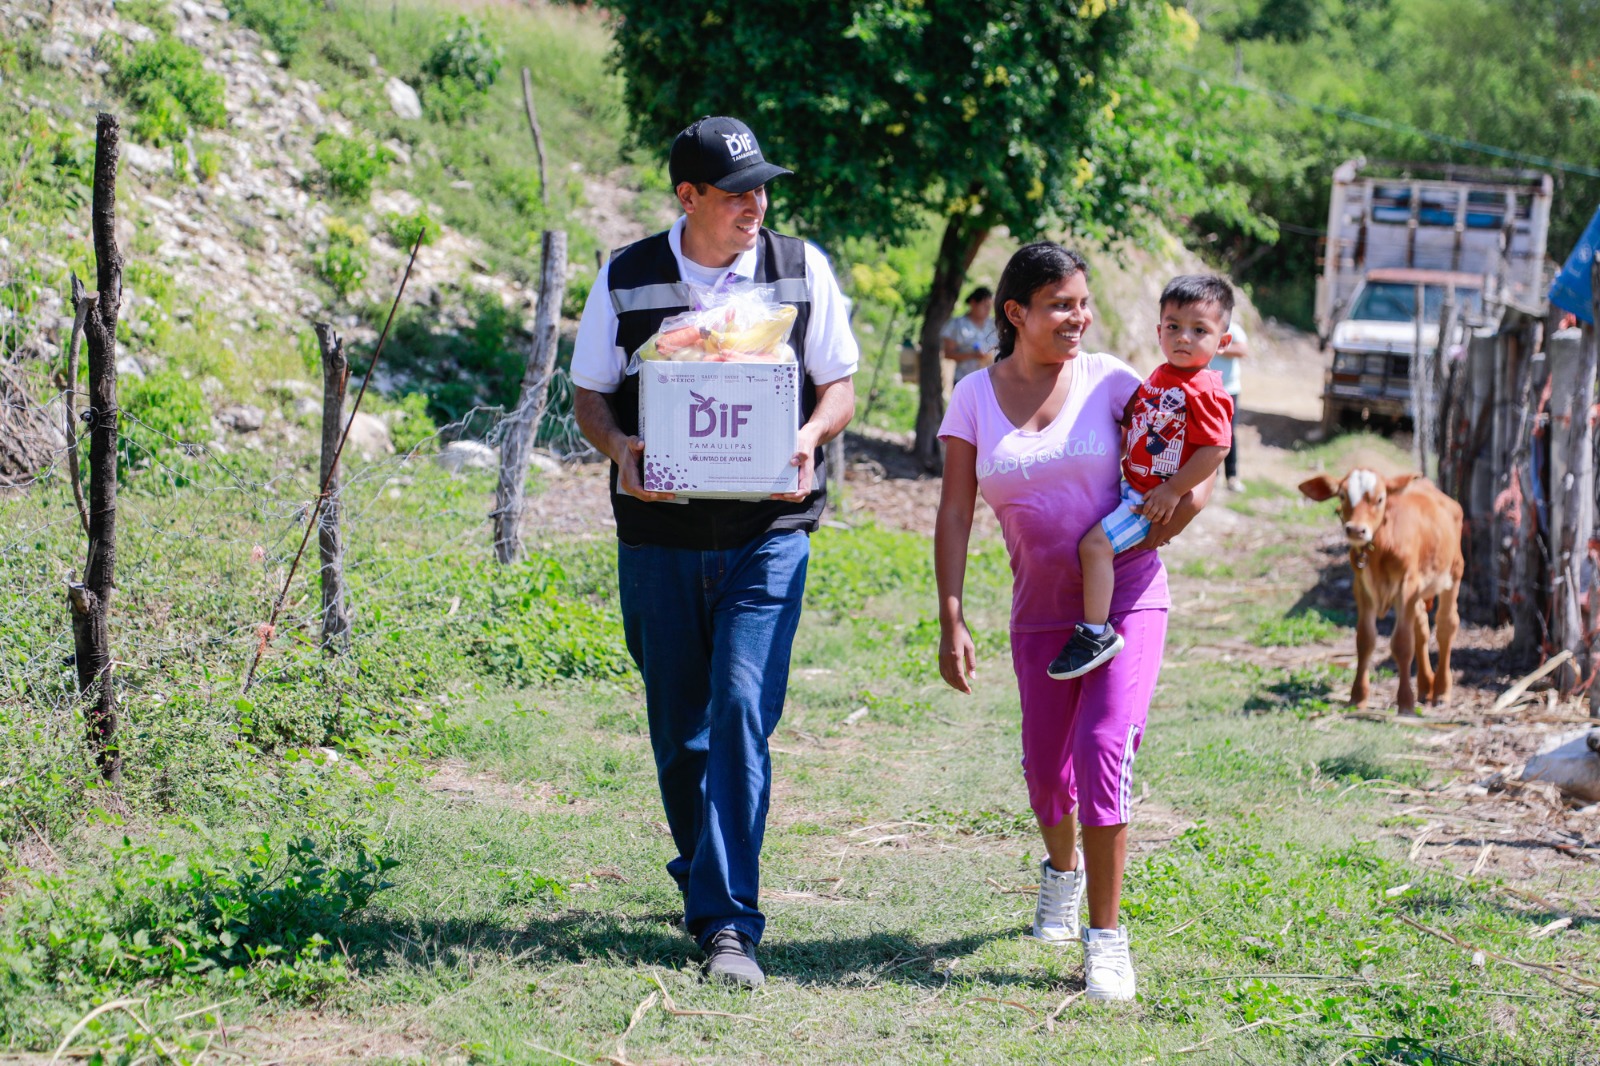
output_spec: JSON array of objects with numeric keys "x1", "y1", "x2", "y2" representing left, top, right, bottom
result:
[{"x1": 604, "y1": 228, "x2": 827, "y2": 550}]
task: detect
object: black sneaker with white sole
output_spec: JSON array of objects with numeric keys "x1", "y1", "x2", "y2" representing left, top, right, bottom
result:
[
  {"x1": 703, "y1": 928, "x2": 765, "y2": 988},
  {"x1": 1046, "y1": 623, "x2": 1124, "y2": 680}
]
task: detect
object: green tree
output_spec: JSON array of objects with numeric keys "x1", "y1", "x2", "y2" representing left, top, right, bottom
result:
[
  {"x1": 1187, "y1": 0, "x2": 1600, "y2": 327},
  {"x1": 598, "y1": 0, "x2": 1260, "y2": 467}
]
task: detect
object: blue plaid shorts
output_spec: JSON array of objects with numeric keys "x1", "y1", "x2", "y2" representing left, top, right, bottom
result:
[{"x1": 1099, "y1": 481, "x2": 1149, "y2": 553}]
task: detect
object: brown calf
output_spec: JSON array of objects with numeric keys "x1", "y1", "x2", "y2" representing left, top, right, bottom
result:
[{"x1": 1298, "y1": 469, "x2": 1464, "y2": 714}]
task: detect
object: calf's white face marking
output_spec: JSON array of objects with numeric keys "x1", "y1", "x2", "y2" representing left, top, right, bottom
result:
[
  {"x1": 1340, "y1": 468, "x2": 1386, "y2": 547},
  {"x1": 1345, "y1": 468, "x2": 1379, "y2": 507}
]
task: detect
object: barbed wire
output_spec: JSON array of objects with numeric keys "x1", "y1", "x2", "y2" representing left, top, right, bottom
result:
[{"x1": 1, "y1": 370, "x2": 598, "y2": 743}]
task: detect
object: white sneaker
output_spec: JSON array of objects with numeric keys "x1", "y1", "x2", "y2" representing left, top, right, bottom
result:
[
  {"x1": 1226, "y1": 476, "x2": 1246, "y2": 493},
  {"x1": 1084, "y1": 927, "x2": 1136, "y2": 1001},
  {"x1": 1029, "y1": 852, "x2": 1084, "y2": 943}
]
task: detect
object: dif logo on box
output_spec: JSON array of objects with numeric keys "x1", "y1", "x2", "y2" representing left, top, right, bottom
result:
[{"x1": 689, "y1": 391, "x2": 753, "y2": 439}]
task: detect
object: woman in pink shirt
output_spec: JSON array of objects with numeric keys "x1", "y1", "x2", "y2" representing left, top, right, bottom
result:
[{"x1": 934, "y1": 243, "x2": 1213, "y2": 1001}]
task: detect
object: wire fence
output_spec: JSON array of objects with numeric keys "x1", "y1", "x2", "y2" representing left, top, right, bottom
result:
[{"x1": 1, "y1": 363, "x2": 606, "y2": 794}]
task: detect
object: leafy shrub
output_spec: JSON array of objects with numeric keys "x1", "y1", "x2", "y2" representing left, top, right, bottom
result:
[
  {"x1": 465, "y1": 557, "x2": 632, "y2": 685},
  {"x1": 0, "y1": 834, "x2": 397, "y2": 1016},
  {"x1": 421, "y1": 17, "x2": 503, "y2": 121},
  {"x1": 119, "y1": 0, "x2": 177, "y2": 34},
  {"x1": 384, "y1": 392, "x2": 438, "y2": 455},
  {"x1": 195, "y1": 143, "x2": 222, "y2": 182},
  {"x1": 561, "y1": 266, "x2": 593, "y2": 320},
  {"x1": 315, "y1": 216, "x2": 368, "y2": 300},
  {"x1": 118, "y1": 368, "x2": 209, "y2": 481},
  {"x1": 225, "y1": 0, "x2": 315, "y2": 62},
  {"x1": 382, "y1": 207, "x2": 438, "y2": 250},
  {"x1": 110, "y1": 35, "x2": 227, "y2": 146},
  {"x1": 424, "y1": 75, "x2": 490, "y2": 123},
  {"x1": 312, "y1": 132, "x2": 390, "y2": 199},
  {"x1": 319, "y1": 34, "x2": 371, "y2": 75},
  {"x1": 422, "y1": 16, "x2": 502, "y2": 90},
  {"x1": 367, "y1": 291, "x2": 521, "y2": 426}
]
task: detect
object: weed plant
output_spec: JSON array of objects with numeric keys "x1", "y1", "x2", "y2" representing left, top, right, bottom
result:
[
  {"x1": 224, "y1": 0, "x2": 317, "y2": 62},
  {"x1": 312, "y1": 132, "x2": 392, "y2": 200},
  {"x1": 109, "y1": 35, "x2": 228, "y2": 147},
  {"x1": 315, "y1": 216, "x2": 370, "y2": 299}
]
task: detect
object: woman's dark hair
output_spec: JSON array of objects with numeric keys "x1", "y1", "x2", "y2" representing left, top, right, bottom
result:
[
  {"x1": 966, "y1": 285, "x2": 993, "y2": 304},
  {"x1": 993, "y1": 243, "x2": 1089, "y2": 360}
]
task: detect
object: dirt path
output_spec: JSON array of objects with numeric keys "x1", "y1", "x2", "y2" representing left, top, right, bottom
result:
[{"x1": 524, "y1": 334, "x2": 1597, "y2": 878}]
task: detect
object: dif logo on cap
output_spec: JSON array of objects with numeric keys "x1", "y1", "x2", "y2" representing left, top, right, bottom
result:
[{"x1": 669, "y1": 116, "x2": 793, "y2": 195}]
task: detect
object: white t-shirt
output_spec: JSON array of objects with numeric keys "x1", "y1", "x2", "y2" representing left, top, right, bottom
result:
[
  {"x1": 941, "y1": 313, "x2": 998, "y2": 383},
  {"x1": 1207, "y1": 323, "x2": 1246, "y2": 396},
  {"x1": 570, "y1": 216, "x2": 860, "y2": 394}
]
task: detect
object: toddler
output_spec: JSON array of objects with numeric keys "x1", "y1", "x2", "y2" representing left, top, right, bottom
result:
[{"x1": 1048, "y1": 275, "x2": 1236, "y2": 679}]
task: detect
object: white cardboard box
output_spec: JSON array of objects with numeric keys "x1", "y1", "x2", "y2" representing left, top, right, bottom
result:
[{"x1": 639, "y1": 360, "x2": 800, "y2": 498}]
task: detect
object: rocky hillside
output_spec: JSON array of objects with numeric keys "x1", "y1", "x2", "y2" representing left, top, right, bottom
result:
[
  {"x1": 1, "y1": 0, "x2": 1314, "y2": 464},
  {"x1": 1, "y1": 0, "x2": 662, "y2": 450}
]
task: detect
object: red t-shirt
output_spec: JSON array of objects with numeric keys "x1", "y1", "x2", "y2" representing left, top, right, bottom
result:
[{"x1": 1121, "y1": 363, "x2": 1234, "y2": 496}]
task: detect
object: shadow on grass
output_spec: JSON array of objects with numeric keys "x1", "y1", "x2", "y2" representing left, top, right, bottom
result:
[
  {"x1": 1243, "y1": 666, "x2": 1338, "y2": 716},
  {"x1": 342, "y1": 909, "x2": 1018, "y2": 990},
  {"x1": 1318, "y1": 749, "x2": 1426, "y2": 786}
]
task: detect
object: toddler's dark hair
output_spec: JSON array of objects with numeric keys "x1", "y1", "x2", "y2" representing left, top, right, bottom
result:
[
  {"x1": 966, "y1": 285, "x2": 993, "y2": 304},
  {"x1": 994, "y1": 243, "x2": 1089, "y2": 360},
  {"x1": 1160, "y1": 274, "x2": 1234, "y2": 326}
]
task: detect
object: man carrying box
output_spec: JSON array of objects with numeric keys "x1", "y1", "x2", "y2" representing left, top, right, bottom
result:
[{"x1": 571, "y1": 116, "x2": 858, "y2": 987}]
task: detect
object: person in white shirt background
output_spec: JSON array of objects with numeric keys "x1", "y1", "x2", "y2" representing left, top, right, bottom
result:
[
  {"x1": 942, "y1": 286, "x2": 998, "y2": 387},
  {"x1": 1208, "y1": 323, "x2": 1247, "y2": 492}
]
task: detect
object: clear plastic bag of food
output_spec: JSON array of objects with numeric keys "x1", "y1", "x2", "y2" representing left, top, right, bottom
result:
[{"x1": 633, "y1": 282, "x2": 797, "y2": 365}]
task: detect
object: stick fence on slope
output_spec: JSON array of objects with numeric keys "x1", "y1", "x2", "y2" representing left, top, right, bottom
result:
[{"x1": 1434, "y1": 258, "x2": 1600, "y2": 715}]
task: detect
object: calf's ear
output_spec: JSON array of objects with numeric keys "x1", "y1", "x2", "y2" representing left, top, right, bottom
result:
[
  {"x1": 1298, "y1": 475, "x2": 1341, "y2": 502},
  {"x1": 1385, "y1": 473, "x2": 1421, "y2": 495}
]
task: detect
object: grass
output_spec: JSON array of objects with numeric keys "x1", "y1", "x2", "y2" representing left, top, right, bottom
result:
[
  {"x1": 2, "y1": 9, "x2": 1593, "y2": 1063},
  {"x1": 2, "y1": 423, "x2": 1595, "y2": 1063}
]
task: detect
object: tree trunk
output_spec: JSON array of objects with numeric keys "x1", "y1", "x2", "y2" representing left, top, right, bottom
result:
[
  {"x1": 69, "y1": 113, "x2": 123, "y2": 784},
  {"x1": 493, "y1": 228, "x2": 568, "y2": 563},
  {"x1": 315, "y1": 323, "x2": 351, "y2": 653},
  {"x1": 912, "y1": 213, "x2": 989, "y2": 472}
]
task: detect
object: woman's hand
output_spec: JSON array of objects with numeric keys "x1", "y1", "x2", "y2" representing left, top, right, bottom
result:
[
  {"x1": 939, "y1": 620, "x2": 978, "y2": 694},
  {"x1": 1132, "y1": 470, "x2": 1216, "y2": 550}
]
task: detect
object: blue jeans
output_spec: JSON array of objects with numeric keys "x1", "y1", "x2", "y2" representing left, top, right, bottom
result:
[{"x1": 617, "y1": 528, "x2": 810, "y2": 947}]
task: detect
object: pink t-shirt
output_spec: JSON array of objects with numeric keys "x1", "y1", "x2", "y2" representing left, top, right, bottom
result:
[{"x1": 938, "y1": 352, "x2": 1170, "y2": 632}]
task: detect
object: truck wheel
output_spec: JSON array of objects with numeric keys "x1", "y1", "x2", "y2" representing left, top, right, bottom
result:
[{"x1": 1320, "y1": 398, "x2": 1341, "y2": 437}]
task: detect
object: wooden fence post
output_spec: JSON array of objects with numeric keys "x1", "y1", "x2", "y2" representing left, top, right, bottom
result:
[
  {"x1": 1548, "y1": 324, "x2": 1596, "y2": 694},
  {"x1": 1414, "y1": 288, "x2": 1440, "y2": 473},
  {"x1": 1590, "y1": 256, "x2": 1600, "y2": 717},
  {"x1": 827, "y1": 434, "x2": 847, "y2": 516},
  {"x1": 67, "y1": 113, "x2": 123, "y2": 783},
  {"x1": 493, "y1": 228, "x2": 568, "y2": 564},
  {"x1": 314, "y1": 322, "x2": 351, "y2": 652},
  {"x1": 1507, "y1": 340, "x2": 1549, "y2": 660}
]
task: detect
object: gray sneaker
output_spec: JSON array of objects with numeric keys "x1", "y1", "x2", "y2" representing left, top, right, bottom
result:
[{"x1": 703, "y1": 928, "x2": 764, "y2": 988}]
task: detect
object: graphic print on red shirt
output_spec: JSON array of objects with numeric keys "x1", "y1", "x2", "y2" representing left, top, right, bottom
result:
[{"x1": 1121, "y1": 363, "x2": 1233, "y2": 496}]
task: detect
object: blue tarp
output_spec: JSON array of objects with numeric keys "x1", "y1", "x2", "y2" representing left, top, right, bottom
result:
[{"x1": 1549, "y1": 203, "x2": 1600, "y2": 324}]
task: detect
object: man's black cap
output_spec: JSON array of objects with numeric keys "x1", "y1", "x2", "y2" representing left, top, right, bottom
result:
[{"x1": 669, "y1": 116, "x2": 792, "y2": 194}]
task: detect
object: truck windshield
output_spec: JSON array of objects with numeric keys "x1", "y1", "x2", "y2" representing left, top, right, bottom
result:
[{"x1": 1349, "y1": 282, "x2": 1483, "y2": 323}]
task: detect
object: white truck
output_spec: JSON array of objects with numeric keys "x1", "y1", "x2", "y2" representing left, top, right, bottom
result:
[{"x1": 1317, "y1": 159, "x2": 1553, "y2": 430}]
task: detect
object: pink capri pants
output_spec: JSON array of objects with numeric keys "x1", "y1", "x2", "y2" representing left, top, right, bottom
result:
[{"x1": 1010, "y1": 608, "x2": 1167, "y2": 828}]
